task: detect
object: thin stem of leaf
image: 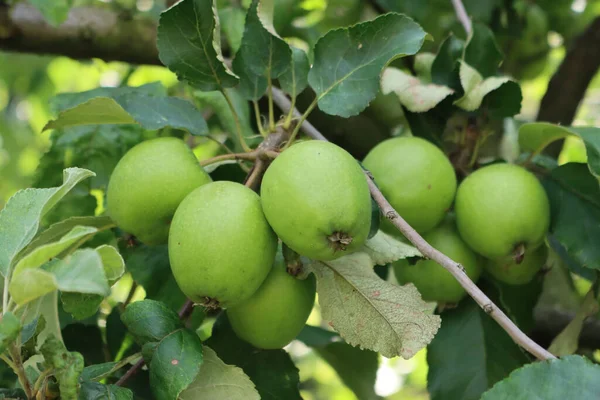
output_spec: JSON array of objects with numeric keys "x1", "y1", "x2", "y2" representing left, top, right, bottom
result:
[
  {"x1": 283, "y1": 94, "x2": 297, "y2": 129},
  {"x1": 9, "y1": 344, "x2": 33, "y2": 399},
  {"x1": 93, "y1": 353, "x2": 142, "y2": 382},
  {"x1": 253, "y1": 101, "x2": 267, "y2": 137},
  {"x1": 32, "y1": 369, "x2": 52, "y2": 395},
  {"x1": 199, "y1": 152, "x2": 258, "y2": 167},
  {"x1": 284, "y1": 97, "x2": 318, "y2": 149},
  {"x1": 221, "y1": 89, "x2": 252, "y2": 152},
  {"x1": 205, "y1": 135, "x2": 236, "y2": 155},
  {"x1": 267, "y1": 78, "x2": 276, "y2": 132},
  {"x1": 0, "y1": 353, "x2": 17, "y2": 372}
]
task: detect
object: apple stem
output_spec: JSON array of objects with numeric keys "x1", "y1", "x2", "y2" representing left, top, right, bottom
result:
[{"x1": 512, "y1": 243, "x2": 526, "y2": 265}]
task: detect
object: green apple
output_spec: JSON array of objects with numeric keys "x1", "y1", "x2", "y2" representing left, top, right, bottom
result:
[
  {"x1": 107, "y1": 137, "x2": 211, "y2": 245},
  {"x1": 227, "y1": 253, "x2": 316, "y2": 349},
  {"x1": 363, "y1": 136, "x2": 457, "y2": 234},
  {"x1": 393, "y1": 219, "x2": 481, "y2": 304},
  {"x1": 261, "y1": 140, "x2": 371, "y2": 261},
  {"x1": 169, "y1": 181, "x2": 277, "y2": 307},
  {"x1": 455, "y1": 163, "x2": 550, "y2": 260},
  {"x1": 485, "y1": 245, "x2": 548, "y2": 285}
]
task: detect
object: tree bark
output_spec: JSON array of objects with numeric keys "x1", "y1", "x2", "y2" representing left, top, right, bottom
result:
[
  {"x1": 537, "y1": 17, "x2": 600, "y2": 125},
  {"x1": 0, "y1": 3, "x2": 159, "y2": 65}
]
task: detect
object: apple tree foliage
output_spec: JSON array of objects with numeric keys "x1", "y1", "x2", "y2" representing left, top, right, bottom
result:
[{"x1": 1, "y1": 0, "x2": 600, "y2": 399}]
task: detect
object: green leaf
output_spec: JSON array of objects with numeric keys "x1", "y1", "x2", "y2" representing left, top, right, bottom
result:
[
  {"x1": 297, "y1": 325, "x2": 340, "y2": 347},
  {"x1": 149, "y1": 329, "x2": 204, "y2": 400},
  {"x1": 13, "y1": 226, "x2": 98, "y2": 277},
  {"x1": 454, "y1": 62, "x2": 518, "y2": 112},
  {"x1": 542, "y1": 163, "x2": 600, "y2": 271},
  {"x1": 206, "y1": 315, "x2": 302, "y2": 400},
  {"x1": 219, "y1": 7, "x2": 246, "y2": 54},
  {"x1": 238, "y1": 0, "x2": 291, "y2": 79},
  {"x1": 180, "y1": 346, "x2": 260, "y2": 400},
  {"x1": 298, "y1": 326, "x2": 380, "y2": 400},
  {"x1": 232, "y1": 52, "x2": 268, "y2": 100},
  {"x1": 381, "y1": 67, "x2": 454, "y2": 113},
  {"x1": 50, "y1": 83, "x2": 166, "y2": 113},
  {"x1": 0, "y1": 312, "x2": 21, "y2": 354},
  {"x1": 121, "y1": 300, "x2": 183, "y2": 345},
  {"x1": 45, "y1": 249, "x2": 111, "y2": 295},
  {"x1": 308, "y1": 13, "x2": 427, "y2": 117},
  {"x1": 81, "y1": 362, "x2": 118, "y2": 382},
  {"x1": 61, "y1": 293, "x2": 104, "y2": 320},
  {"x1": 431, "y1": 35, "x2": 464, "y2": 90},
  {"x1": 0, "y1": 167, "x2": 94, "y2": 277},
  {"x1": 360, "y1": 230, "x2": 421, "y2": 266},
  {"x1": 279, "y1": 47, "x2": 310, "y2": 99},
  {"x1": 488, "y1": 277, "x2": 543, "y2": 334},
  {"x1": 24, "y1": 216, "x2": 114, "y2": 258},
  {"x1": 427, "y1": 298, "x2": 529, "y2": 400},
  {"x1": 157, "y1": 0, "x2": 239, "y2": 91},
  {"x1": 9, "y1": 268, "x2": 59, "y2": 306},
  {"x1": 481, "y1": 355, "x2": 600, "y2": 399},
  {"x1": 28, "y1": 0, "x2": 71, "y2": 26},
  {"x1": 41, "y1": 335, "x2": 85, "y2": 399},
  {"x1": 309, "y1": 252, "x2": 440, "y2": 358},
  {"x1": 79, "y1": 382, "x2": 133, "y2": 400},
  {"x1": 44, "y1": 95, "x2": 208, "y2": 136},
  {"x1": 519, "y1": 123, "x2": 600, "y2": 179},
  {"x1": 463, "y1": 22, "x2": 503, "y2": 78},
  {"x1": 548, "y1": 289, "x2": 599, "y2": 356},
  {"x1": 95, "y1": 245, "x2": 124, "y2": 284},
  {"x1": 21, "y1": 316, "x2": 46, "y2": 362}
]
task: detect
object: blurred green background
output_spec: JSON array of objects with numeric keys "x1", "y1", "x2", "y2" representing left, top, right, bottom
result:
[{"x1": 1, "y1": 0, "x2": 599, "y2": 398}]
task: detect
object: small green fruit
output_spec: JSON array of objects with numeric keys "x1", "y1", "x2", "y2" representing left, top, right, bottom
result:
[
  {"x1": 485, "y1": 246, "x2": 548, "y2": 285},
  {"x1": 363, "y1": 137, "x2": 457, "y2": 234},
  {"x1": 227, "y1": 255, "x2": 316, "y2": 349},
  {"x1": 169, "y1": 181, "x2": 277, "y2": 307},
  {"x1": 107, "y1": 137, "x2": 211, "y2": 245},
  {"x1": 393, "y1": 219, "x2": 481, "y2": 304},
  {"x1": 455, "y1": 163, "x2": 550, "y2": 259},
  {"x1": 261, "y1": 140, "x2": 371, "y2": 261}
]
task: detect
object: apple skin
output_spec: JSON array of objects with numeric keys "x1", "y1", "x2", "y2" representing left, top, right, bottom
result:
[
  {"x1": 455, "y1": 163, "x2": 550, "y2": 260},
  {"x1": 363, "y1": 136, "x2": 457, "y2": 234},
  {"x1": 168, "y1": 181, "x2": 277, "y2": 308},
  {"x1": 393, "y1": 219, "x2": 481, "y2": 304},
  {"x1": 260, "y1": 140, "x2": 371, "y2": 261},
  {"x1": 485, "y1": 245, "x2": 548, "y2": 285},
  {"x1": 107, "y1": 137, "x2": 211, "y2": 245},
  {"x1": 227, "y1": 253, "x2": 316, "y2": 349}
]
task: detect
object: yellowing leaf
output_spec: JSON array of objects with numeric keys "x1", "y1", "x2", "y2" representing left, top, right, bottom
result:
[
  {"x1": 310, "y1": 253, "x2": 440, "y2": 358},
  {"x1": 360, "y1": 230, "x2": 421, "y2": 266},
  {"x1": 381, "y1": 67, "x2": 453, "y2": 113}
]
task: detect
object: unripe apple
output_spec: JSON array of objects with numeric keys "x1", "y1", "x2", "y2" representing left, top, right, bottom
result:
[
  {"x1": 393, "y1": 219, "x2": 481, "y2": 304},
  {"x1": 485, "y1": 245, "x2": 548, "y2": 285},
  {"x1": 455, "y1": 163, "x2": 550, "y2": 260},
  {"x1": 363, "y1": 136, "x2": 457, "y2": 234},
  {"x1": 260, "y1": 140, "x2": 371, "y2": 261},
  {"x1": 107, "y1": 137, "x2": 211, "y2": 245},
  {"x1": 227, "y1": 253, "x2": 316, "y2": 349},
  {"x1": 169, "y1": 181, "x2": 277, "y2": 308}
]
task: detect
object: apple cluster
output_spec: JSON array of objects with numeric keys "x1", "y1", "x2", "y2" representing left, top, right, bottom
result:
[
  {"x1": 363, "y1": 137, "x2": 551, "y2": 304},
  {"x1": 106, "y1": 134, "x2": 551, "y2": 349},
  {"x1": 106, "y1": 138, "x2": 373, "y2": 349}
]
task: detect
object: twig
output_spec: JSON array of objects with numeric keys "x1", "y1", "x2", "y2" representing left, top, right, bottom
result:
[
  {"x1": 199, "y1": 151, "x2": 258, "y2": 167},
  {"x1": 271, "y1": 88, "x2": 327, "y2": 141},
  {"x1": 244, "y1": 159, "x2": 266, "y2": 190},
  {"x1": 272, "y1": 84, "x2": 556, "y2": 361},
  {"x1": 9, "y1": 344, "x2": 33, "y2": 399},
  {"x1": 115, "y1": 358, "x2": 145, "y2": 387},
  {"x1": 451, "y1": 0, "x2": 472, "y2": 35}
]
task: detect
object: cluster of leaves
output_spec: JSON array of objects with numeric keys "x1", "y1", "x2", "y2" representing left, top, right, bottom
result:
[{"x1": 1, "y1": 0, "x2": 600, "y2": 399}]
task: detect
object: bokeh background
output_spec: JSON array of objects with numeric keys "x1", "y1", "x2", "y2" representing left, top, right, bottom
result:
[{"x1": 1, "y1": 0, "x2": 599, "y2": 398}]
